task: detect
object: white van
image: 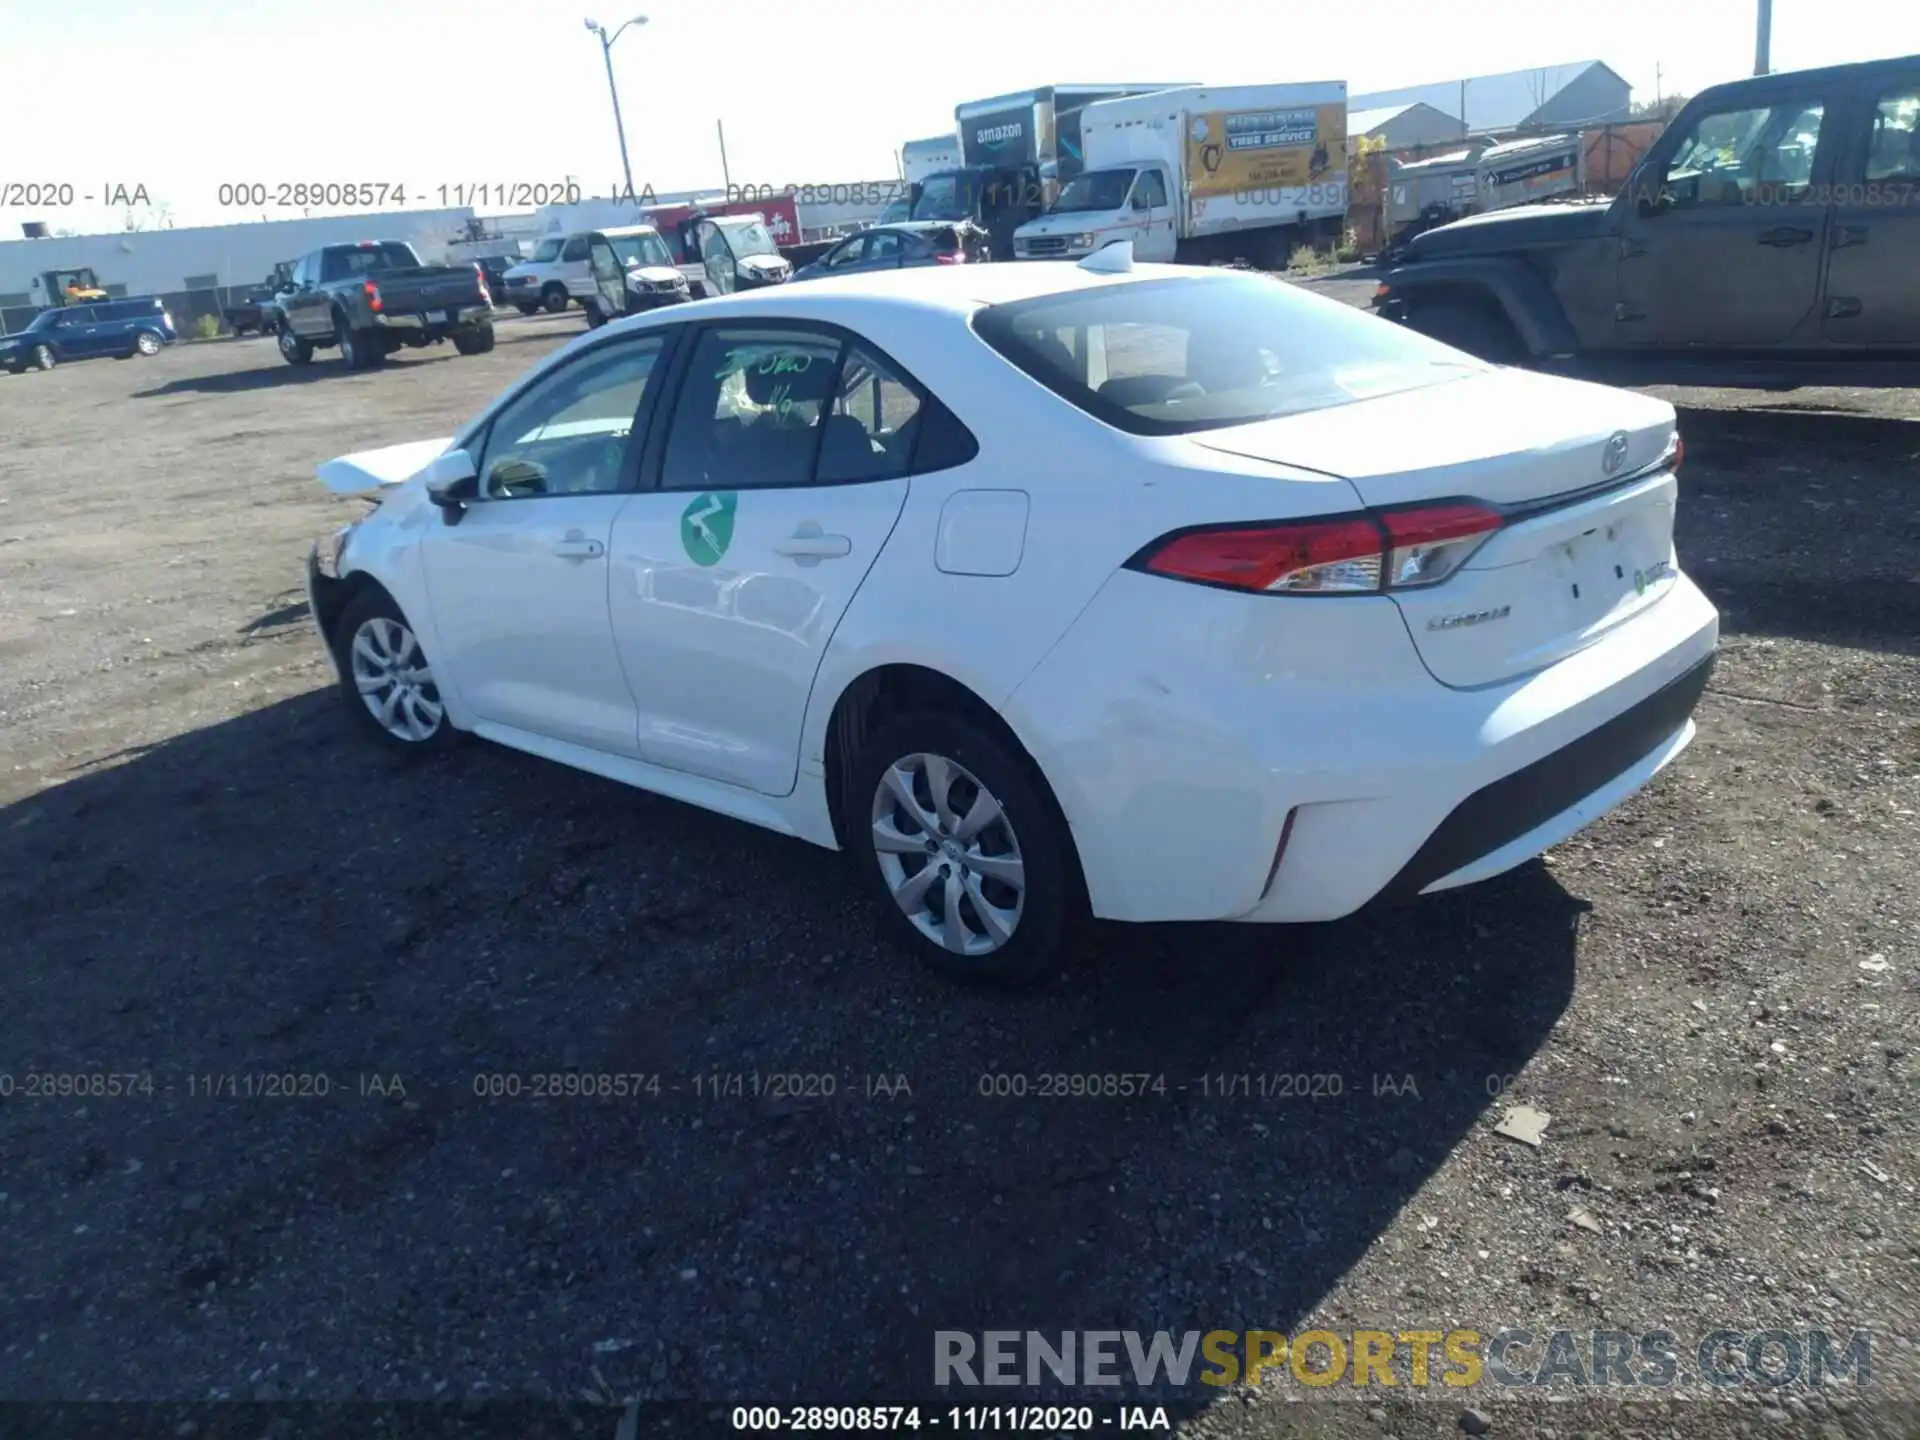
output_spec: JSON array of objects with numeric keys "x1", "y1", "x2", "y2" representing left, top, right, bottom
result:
[{"x1": 499, "y1": 234, "x2": 593, "y2": 315}]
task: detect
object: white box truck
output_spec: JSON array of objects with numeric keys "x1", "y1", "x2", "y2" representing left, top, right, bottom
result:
[{"x1": 1010, "y1": 81, "x2": 1348, "y2": 268}]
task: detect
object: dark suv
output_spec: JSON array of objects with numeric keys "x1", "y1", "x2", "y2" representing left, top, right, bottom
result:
[
  {"x1": 0, "y1": 298, "x2": 178, "y2": 372},
  {"x1": 1373, "y1": 54, "x2": 1920, "y2": 386}
]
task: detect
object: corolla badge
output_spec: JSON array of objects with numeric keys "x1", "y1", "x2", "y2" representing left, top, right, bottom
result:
[
  {"x1": 1602, "y1": 430, "x2": 1630, "y2": 476},
  {"x1": 1427, "y1": 604, "x2": 1511, "y2": 631}
]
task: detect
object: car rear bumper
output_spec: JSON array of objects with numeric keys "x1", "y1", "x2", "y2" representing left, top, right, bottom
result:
[
  {"x1": 1368, "y1": 652, "x2": 1711, "y2": 904},
  {"x1": 374, "y1": 305, "x2": 492, "y2": 331},
  {"x1": 1006, "y1": 568, "x2": 1720, "y2": 924}
]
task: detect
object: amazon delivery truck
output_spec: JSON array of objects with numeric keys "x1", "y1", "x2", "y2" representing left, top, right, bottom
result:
[{"x1": 1010, "y1": 81, "x2": 1348, "y2": 268}]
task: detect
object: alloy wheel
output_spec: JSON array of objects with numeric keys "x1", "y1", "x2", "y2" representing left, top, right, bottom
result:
[
  {"x1": 870, "y1": 753, "x2": 1025, "y2": 956},
  {"x1": 349, "y1": 616, "x2": 444, "y2": 742},
  {"x1": 136, "y1": 331, "x2": 160, "y2": 355}
]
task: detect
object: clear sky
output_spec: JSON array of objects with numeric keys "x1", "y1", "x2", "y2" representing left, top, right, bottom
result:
[{"x1": 2, "y1": 0, "x2": 1912, "y2": 235}]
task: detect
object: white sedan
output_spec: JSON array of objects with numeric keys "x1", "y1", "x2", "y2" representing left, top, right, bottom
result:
[{"x1": 306, "y1": 245, "x2": 1718, "y2": 986}]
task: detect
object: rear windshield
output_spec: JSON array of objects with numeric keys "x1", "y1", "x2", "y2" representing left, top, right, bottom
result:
[
  {"x1": 320, "y1": 243, "x2": 417, "y2": 281},
  {"x1": 971, "y1": 274, "x2": 1484, "y2": 435}
]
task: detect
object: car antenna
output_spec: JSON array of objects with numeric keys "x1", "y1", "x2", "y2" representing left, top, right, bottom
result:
[{"x1": 1077, "y1": 241, "x2": 1134, "y2": 274}]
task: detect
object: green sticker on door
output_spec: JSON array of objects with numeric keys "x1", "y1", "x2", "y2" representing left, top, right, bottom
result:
[{"x1": 680, "y1": 491, "x2": 737, "y2": 566}]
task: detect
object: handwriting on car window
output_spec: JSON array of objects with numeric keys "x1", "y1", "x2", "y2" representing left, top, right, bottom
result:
[{"x1": 713, "y1": 347, "x2": 817, "y2": 381}]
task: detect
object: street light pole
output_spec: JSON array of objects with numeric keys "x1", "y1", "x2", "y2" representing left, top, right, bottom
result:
[
  {"x1": 584, "y1": 15, "x2": 648, "y2": 200},
  {"x1": 1753, "y1": 0, "x2": 1772, "y2": 74}
]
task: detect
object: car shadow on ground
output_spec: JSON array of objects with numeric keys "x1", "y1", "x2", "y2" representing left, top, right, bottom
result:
[
  {"x1": 1675, "y1": 404, "x2": 1920, "y2": 654},
  {"x1": 0, "y1": 686, "x2": 1583, "y2": 1403},
  {"x1": 131, "y1": 351, "x2": 462, "y2": 397}
]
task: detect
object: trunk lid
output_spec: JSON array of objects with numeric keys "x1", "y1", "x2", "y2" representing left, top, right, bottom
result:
[
  {"x1": 371, "y1": 266, "x2": 485, "y2": 312},
  {"x1": 1189, "y1": 369, "x2": 1682, "y2": 688}
]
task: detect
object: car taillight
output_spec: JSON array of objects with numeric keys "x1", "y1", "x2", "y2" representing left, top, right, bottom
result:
[
  {"x1": 363, "y1": 280, "x2": 382, "y2": 313},
  {"x1": 1133, "y1": 502, "x2": 1504, "y2": 595},
  {"x1": 1379, "y1": 503, "x2": 1504, "y2": 588},
  {"x1": 935, "y1": 250, "x2": 967, "y2": 264},
  {"x1": 474, "y1": 262, "x2": 491, "y2": 304}
]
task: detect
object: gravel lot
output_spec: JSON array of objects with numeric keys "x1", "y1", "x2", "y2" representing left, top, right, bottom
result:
[{"x1": 0, "y1": 300, "x2": 1915, "y2": 1437}]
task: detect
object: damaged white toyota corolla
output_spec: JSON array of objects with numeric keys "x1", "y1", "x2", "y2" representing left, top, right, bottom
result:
[{"x1": 306, "y1": 245, "x2": 1717, "y2": 986}]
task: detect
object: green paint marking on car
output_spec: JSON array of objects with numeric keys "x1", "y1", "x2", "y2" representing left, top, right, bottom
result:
[{"x1": 681, "y1": 491, "x2": 738, "y2": 566}]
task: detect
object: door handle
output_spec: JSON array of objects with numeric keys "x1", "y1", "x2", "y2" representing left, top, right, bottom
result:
[
  {"x1": 1758, "y1": 227, "x2": 1814, "y2": 247},
  {"x1": 774, "y1": 523, "x2": 852, "y2": 563},
  {"x1": 551, "y1": 536, "x2": 605, "y2": 560}
]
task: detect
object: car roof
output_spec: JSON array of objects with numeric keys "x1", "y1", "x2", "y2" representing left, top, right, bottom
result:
[{"x1": 707, "y1": 259, "x2": 1222, "y2": 314}]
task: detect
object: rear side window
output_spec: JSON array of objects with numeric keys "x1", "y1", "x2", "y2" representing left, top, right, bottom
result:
[
  {"x1": 820, "y1": 345, "x2": 923, "y2": 483},
  {"x1": 658, "y1": 326, "x2": 974, "y2": 488},
  {"x1": 660, "y1": 328, "x2": 845, "y2": 491},
  {"x1": 1865, "y1": 86, "x2": 1920, "y2": 182},
  {"x1": 321, "y1": 243, "x2": 416, "y2": 281},
  {"x1": 972, "y1": 274, "x2": 1484, "y2": 436}
]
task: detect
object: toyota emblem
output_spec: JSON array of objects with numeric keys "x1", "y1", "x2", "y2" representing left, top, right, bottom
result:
[{"x1": 1602, "y1": 431, "x2": 1630, "y2": 476}]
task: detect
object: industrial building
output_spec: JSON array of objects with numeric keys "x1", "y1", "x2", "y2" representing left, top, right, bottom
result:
[
  {"x1": 1348, "y1": 102, "x2": 1469, "y2": 150},
  {"x1": 1350, "y1": 60, "x2": 1631, "y2": 136}
]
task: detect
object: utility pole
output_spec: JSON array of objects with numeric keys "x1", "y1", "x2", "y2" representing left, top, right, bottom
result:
[
  {"x1": 1754, "y1": 0, "x2": 1772, "y2": 75},
  {"x1": 584, "y1": 15, "x2": 649, "y2": 200},
  {"x1": 717, "y1": 119, "x2": 732, "y2": 192}
]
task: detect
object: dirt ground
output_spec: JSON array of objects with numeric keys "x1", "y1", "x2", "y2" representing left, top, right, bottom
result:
[{"x1": 0, "y1": 301, "x2": 1915, "y2": 1438}]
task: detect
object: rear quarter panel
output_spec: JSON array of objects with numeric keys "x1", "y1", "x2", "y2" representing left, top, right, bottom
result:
[{"x1": 795, "y1": 293, "x2": 1366, "y2": 785}]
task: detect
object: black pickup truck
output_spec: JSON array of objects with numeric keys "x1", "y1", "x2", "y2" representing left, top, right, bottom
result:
[
  {"x1": 276, "y1": 241, "x2": 495, "y2": 370},
  {"x1": 1373, "y1": 54, "x2": 1920, "y2": 387}
]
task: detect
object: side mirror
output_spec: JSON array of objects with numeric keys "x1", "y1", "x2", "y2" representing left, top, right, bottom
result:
[{"x1": 424, "y1": 449, "x2": 479, "y2": 524}]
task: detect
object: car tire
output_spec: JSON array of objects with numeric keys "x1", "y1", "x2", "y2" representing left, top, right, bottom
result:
[
  {"x1": 848, "y1": 711, "x2": 1082, "y2": 988},
  {"x1": 1407, "y1": 301, "x2": 1523, "y2": 363},
  {"x1": 452, "y1": 323, "x2": 496, "y2": 355},
  {"x1": 278, "y1": 327, "x2": 314, "y2": 366},
  {"x1": 337, "y1": 316, "x2": 382, "y2": 371},
  {"x1": 582, "y1": 300, "x2": 607, "y2": 329},
  {"x1": 331, "y1": 590, "x2": 459, "y2": 755},
  {"x1": 539, "y1": 284, "x2": 569, "y2": 314},
  {"x1": 514, "y1": 302, "x2": 540, "y2": 316},
  {"x1": 31, "y1": 344, "x2": 56, "y2": 371},
  {"x1": 134, "y1": 330, "x2": 162, "y2": 356}
]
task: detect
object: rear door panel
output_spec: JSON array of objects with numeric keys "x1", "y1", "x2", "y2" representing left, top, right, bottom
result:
[{"x1": 1822, "y1": 70, "x2": 1920, "y2": 347}]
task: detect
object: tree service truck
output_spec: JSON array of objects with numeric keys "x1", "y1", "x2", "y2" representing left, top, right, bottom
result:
[{"x1": 1010, "y1": 81, "x2": 1348, "y2": 267}]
